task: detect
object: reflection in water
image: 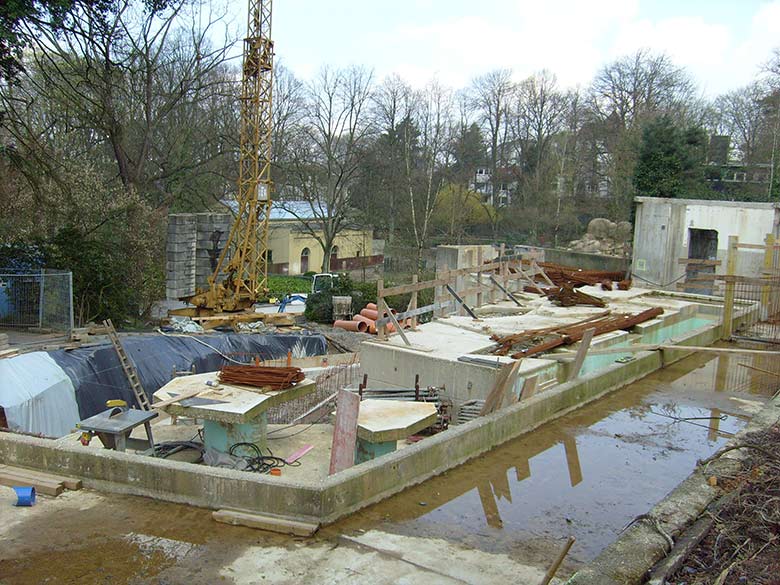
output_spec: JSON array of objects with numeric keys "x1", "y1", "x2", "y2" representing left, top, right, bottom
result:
[{"x1": 332, "y1": 348, "x2": 776, "y2": 566}]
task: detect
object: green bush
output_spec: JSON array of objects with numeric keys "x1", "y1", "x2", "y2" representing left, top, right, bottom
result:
[{"x1": 266, "y1": 275, "x2": 311, "y2": 297}]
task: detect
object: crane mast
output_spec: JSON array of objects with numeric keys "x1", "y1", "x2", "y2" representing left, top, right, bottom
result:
[{"x1": 186, "y1": 0, "x2": 274, "y2": 313}]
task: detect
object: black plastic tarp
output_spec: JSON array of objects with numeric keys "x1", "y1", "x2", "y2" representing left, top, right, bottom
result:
[{"x1": 48, "y1": 333, "x2": 326, "y2": 419}]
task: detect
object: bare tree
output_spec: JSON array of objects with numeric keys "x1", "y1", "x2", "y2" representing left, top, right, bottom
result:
[
  {"x1": 714, "y1": 82, "x2": 769, "y2": 163},
  {"x1": 590, "y1": 49, "x2": 696, "y2": 129},
  {"x1": 404, "y1": 80, "x2": 452, "y2": 271},
  {"x1": 368, "y1": 74, "x2": 414, "y2": 243},
  {"x1": 281, "y1": 65, "x2": 374, "y2": 272},
  {"x1": 1, "y1": 0, "x2": 241, "y2": 210}
]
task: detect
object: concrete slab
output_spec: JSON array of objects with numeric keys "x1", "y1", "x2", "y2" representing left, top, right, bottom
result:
[{"x1": 356, "y1": 400, "x2": 438, "y2": 443}]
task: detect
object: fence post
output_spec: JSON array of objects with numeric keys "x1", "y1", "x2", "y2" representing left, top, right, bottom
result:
[
  {"x1": 68, "y1": 271, "x2": 75, "y2": 333},
  {"x1": 761, "y1": 233, "x2": 775, "y2": 320},
  {"x1": 377, "y1": 278, "x2": 386, "y2": 340},
  {"x1": 410, "y1": 274, "x2": 418, "y2": 330},
  {"x1": 722, "y1": 235, "x2": 738, "y2": 340},
  {"x1": 37, "y1": 269, "x2": 45, "y2": 329},
  {"x1": 476, "y1": 247, "x2": 483, "y2": 309}
]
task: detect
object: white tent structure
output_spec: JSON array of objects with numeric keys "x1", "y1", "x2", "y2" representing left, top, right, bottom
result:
[{"x1": 0, "y1": 352, "x2": 80, "y2": 437}]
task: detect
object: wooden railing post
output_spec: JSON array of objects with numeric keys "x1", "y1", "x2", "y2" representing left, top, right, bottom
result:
[
  {"x1": 476, "y1": 247, "x2": 483, "y2": 309},
  {"x1": 722, "y1": 235, "x2": 738, "y2": 340},
  {"x1": 410, "y1": 274, "x2": 418, "y2": 330},
  {"x1": 377, "y1": 278, "x2": 386, "y2": 340},
  {"x1": 761, "y1": 233, "x2": 775, "y2": 320}
]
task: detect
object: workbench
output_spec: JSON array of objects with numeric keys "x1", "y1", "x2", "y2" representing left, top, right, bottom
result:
[
  {"x1": 354, "y1": 399, "x2": 437, "y2": 463},
  {"x1": 154, "y1": 372, "x2": 316, "y2": 452},
  {"x1": 77, "y1": 407, "x2": 158, "y2": 452}
]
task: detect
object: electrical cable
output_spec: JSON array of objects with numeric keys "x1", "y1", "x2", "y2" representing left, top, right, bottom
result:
[{"x1": 228, "y1": 442, "x2": 301, "y2": 474}]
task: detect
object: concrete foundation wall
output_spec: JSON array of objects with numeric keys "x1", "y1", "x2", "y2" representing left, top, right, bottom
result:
[
  {"x1": 514, "y1": 246, "x2": 630, "y2": 273},
  {"x1": 0, "y1": 314, "x2": 727, "y2": 528}
]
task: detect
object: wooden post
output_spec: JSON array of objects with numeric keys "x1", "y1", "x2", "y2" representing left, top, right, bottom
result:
[
  {"x1": 722, "y1": 235, "x2": 738, "y2": 340},
  {"x1": 438, "y1": 263, "x2": 449, "y2": 318},
  {"x1": 377, "y1": 278, "x2": 386, "y2": 340},
  {"x1": 761, "y1": 233, "x2": 775, "y2": 320},
  {"x1": 476, "y1": 247, "x2": 483, "y2": 309},
  {"x1": 410, "y1": 274, "x2": 419, "y2": 330}
]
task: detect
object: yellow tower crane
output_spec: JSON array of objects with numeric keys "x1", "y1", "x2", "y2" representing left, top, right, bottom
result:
[{"x1": 183, "y1": 0, "x2": 274, "y2": 314}]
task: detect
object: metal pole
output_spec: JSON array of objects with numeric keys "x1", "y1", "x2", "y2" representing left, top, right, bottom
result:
[
  {"x1": 68, "y1": 271, "x2": 74, "y2": 332},
  {"x1": 37, "y1": 269, "x2": 45, "y2": 329},
  {"x1": 722, "y1": 235, "x2": 738, "y2": 340}
]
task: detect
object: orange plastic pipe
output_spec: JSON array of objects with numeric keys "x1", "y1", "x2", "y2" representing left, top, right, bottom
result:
[
  {"x1": 334, "y1": 319, "x2": 368, "y2": 333},
  {"x1": 366, "y1": 302, "x2": 378, "y2": 311},
  {"x1": 360, "y1": 308, "x2": 379, "y2": 320},
  {"x1": 352, "y1": 314, "x2": 377, "y2": 334}
]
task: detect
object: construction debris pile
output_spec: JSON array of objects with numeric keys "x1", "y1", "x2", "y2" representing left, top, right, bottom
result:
[
  {"x1": 218, "y1": 365, "x2": 304, "y2": 390},
  {"x1": 491, "y1": 307, "x2": 663, "y2": 358},
  {"x1": 515, "y1": 261, "x2": 631, "y2": 306},
  {"x1": 667, "y1": 424, "x2": 780, "y2": 585}
]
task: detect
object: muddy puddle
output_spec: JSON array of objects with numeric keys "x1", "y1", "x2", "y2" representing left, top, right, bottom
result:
[{"x1": 327, "y1": 347, "x2": 778, "y2": 567}]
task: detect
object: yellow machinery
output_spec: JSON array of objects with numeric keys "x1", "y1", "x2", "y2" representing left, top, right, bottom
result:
[{"x1": 183, "y1": 0, "x2": 274, "y2": 314}]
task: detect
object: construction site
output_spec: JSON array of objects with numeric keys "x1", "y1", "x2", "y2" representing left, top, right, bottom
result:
[{"x1": 3, "y1": 2, "x2": 780, "y2": 585}]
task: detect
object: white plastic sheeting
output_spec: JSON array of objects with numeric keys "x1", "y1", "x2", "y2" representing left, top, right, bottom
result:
[{"x1": 0, "y1": 352, "x2": 80, "y2": 437}]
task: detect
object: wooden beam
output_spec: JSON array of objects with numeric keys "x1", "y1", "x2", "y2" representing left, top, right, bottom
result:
[
  {"x1": 519, "y1": 375, "x2": 539, "y2": 401},
  {"x1": 376, "y1": 301, "x2": 452, "y2": 327},
  {"x1": 568, "y1": 328, "x2": 596, "y2": 381},
  {"x1": 480, "y1": 359, "x2": 523, "y2": 415},
  {"x1": 545, "y1": 343, "x2": 780, "y2": 361}
]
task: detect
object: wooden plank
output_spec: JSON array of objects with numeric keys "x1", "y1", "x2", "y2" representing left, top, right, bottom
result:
[
  {"x1": 546, "y1": 343, "x2": 780, "y2": 360},
  {"x1": 0, "y1": 471, "x2": 64, "y2": 496},
  {"x1": 329, "y1": 389, "x2": 360, "y2": 475},
  {"x1": 0, "y1": 465, "x2": 81, "y2": 491},
  {"x1": 376, "y1": 301, "x2": 453, "y2": 327},
  {"x1": 152, "y1": 386, "x2": 214, "y2": 409},
  {"x1": 568, "y1": 328, "x2": 596, "y2": 382},
  {"x1": 677, "y1": 258, "x2": 722, "y2": 266},
  {"x1": 480, "y1": 359, "x2": 523, "y2": 415},
  {"x1": 212, "y1": 509, "x2": 319, "y2": 536},
  {"x1": 519, "y1": 375, "x2": 539, "y2": 401}
]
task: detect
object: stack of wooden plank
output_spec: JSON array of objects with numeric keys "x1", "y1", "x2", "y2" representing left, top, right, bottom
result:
[{"x1": 0, "y1": 464, "x2": 82, "y2": 496}]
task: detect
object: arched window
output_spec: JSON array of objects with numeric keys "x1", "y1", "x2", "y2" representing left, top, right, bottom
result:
[
  {"x1": 300, "y1": 247, "x2": 310, "y2": 273},
  {"x1": 330, "y1": 246, "x2": 338, "y2": 270}
]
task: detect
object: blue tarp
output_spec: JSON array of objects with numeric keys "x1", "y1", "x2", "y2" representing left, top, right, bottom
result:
[{"x1": 48, "y1": 333, "x2": 326, "y2": 420}]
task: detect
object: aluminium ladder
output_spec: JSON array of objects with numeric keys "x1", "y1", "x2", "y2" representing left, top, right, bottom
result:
[{"x1": 103, "y1": 319, "x2": 150, "y2": 411}]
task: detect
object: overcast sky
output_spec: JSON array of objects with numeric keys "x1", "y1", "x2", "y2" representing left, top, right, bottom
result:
[{"x1": 256, "y1": 0, "x2": 780, "y2": 97}]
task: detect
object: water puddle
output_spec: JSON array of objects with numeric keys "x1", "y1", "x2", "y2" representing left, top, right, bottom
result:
[{"x1": 329, "y1": 348, "x2": 777, "y2": 568}]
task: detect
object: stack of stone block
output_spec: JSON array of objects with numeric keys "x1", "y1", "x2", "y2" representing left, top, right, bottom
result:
[
  {"x1": 166, "y1": 215, "x2": 197, "y2": 300},
  {"x1": 166, "y1": 213, "x2": 234, "y2": 300}
]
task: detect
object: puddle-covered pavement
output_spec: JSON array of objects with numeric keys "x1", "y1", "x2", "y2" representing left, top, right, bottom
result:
[{"x1": 328, "y1": 347, "x2": 777, "y2": 571}]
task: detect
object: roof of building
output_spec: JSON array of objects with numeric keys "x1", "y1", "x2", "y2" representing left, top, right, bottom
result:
[{"x1": 220, "y1": 199, "x2": 320, "y2": 221}]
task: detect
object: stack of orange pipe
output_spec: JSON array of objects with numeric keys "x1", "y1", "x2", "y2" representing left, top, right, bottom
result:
[{"x1": 333, "y1": 302, "x2": 410, "y2": 335}]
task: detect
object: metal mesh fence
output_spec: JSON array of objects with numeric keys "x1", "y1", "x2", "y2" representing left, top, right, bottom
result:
[
  {"x1": 732, "y1": 275, "x2": 780, "y2": 344},
  {"x1": 0, "y1": 270, "x2": 73, "y2": 331}
]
